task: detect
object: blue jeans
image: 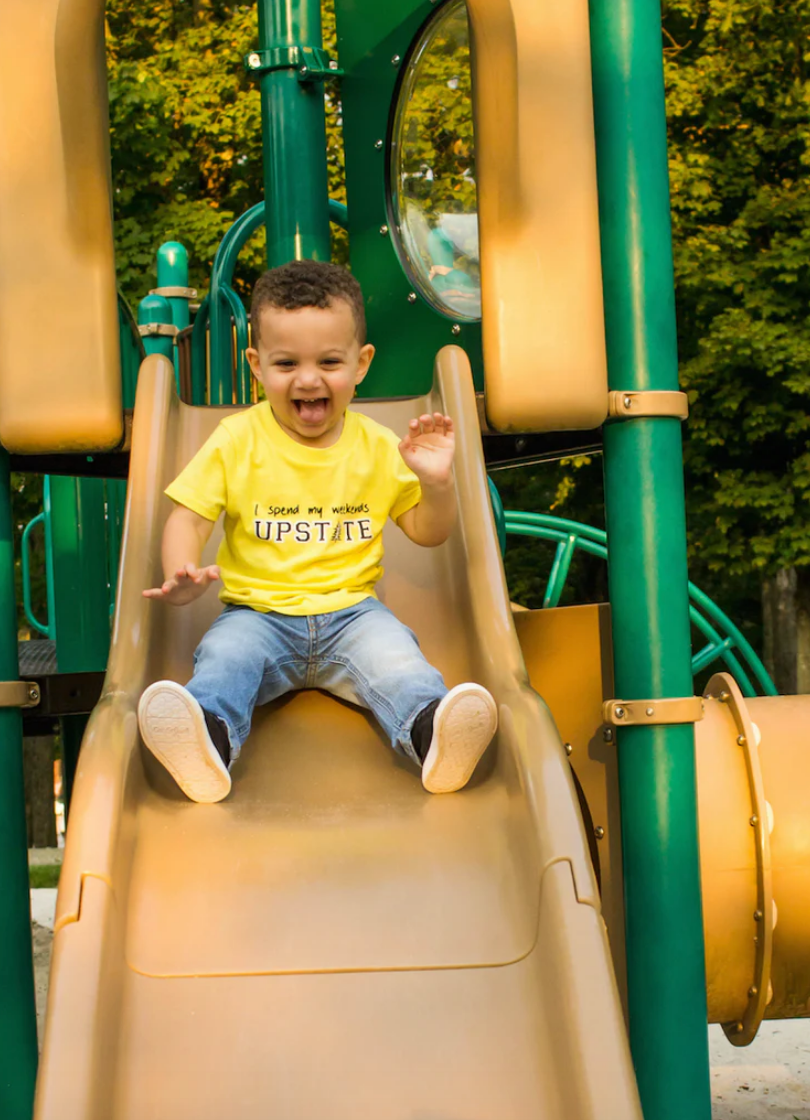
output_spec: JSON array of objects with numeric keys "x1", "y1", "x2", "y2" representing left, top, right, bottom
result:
[{"x1": 186, "y1": 598, "x2": 447, "y2": 766}]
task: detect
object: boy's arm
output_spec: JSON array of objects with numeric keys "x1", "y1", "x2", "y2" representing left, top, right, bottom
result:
[
  {"x1": 143, "y1": 504, "x2": 219, "y2": 605},
  {"x1": 396, "y1": 413, "x2": 457, "y2": 548}
]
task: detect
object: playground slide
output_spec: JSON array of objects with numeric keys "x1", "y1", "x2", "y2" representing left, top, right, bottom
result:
[{"x1": 34, "y1": 348, "x2": 642, "y2": 1120}]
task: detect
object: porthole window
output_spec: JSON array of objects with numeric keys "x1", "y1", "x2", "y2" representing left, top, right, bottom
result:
[{"x1": 390, "y1": 0, "x2": 480, "y2": 321}]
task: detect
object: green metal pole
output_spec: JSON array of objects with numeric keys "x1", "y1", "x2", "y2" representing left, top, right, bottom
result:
[
  {"x1": 256, "y1": 0, "x2": 331, "y2": 267},
  {"x1": 589, "y1": 2, "x2": 712, "y2": 1118},
  {"x1": 0, "y1": 449, "x2": 38, "y2": 1118},
  {"x1": 137, "y1": 294, "x2": 175, "y2": 363},
  {"x1": 156, "y1": 242, "x2": 190, "y2": 381}
]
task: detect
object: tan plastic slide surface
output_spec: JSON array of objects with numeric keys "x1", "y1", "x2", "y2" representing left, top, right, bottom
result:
[{"x1": 35, "y1": 349, "x2": 641, "y2": 1119}]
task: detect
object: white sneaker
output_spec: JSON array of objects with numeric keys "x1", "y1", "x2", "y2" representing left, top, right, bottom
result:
[
  {"x1": 421, "y1": 683, "x2": 498, "y2": 794},
  {"x1": 138, "y1": 681, "x2": 232, "y2": 804}
]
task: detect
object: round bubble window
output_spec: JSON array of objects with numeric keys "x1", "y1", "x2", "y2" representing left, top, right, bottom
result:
[{"x1": 390, "y1": 0, "x2": 480, "y2": 321}]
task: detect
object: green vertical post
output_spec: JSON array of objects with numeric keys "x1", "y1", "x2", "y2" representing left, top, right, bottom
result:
[
  {"x1": 0, "y1": 450, "x2": 38, "y2": 1118},
  {"x1": 137, "y1": 294, "x2": 175, "y2": 364},
  {"x1": 256, "y1": 0, "x2": 331, "y2": 267},
  {"x1": 589, "y1": 1, "x2": 712, "y2": 1118},
  {"x1": 156, "y1": 241, "x2": 191, "y2": 380}
]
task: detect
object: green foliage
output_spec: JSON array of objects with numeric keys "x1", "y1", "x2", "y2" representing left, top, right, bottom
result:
[
  {"x1": 29, "y1": 864, "x2": 60, "y2": 890},
  {"x1": 664, "y1": 0, "x2": 810, "y2": 584}
]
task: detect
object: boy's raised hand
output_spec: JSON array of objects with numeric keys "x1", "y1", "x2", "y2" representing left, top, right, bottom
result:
[
  {"x1": 398, "y1": 413, "x2": 455, "y2": 486},
  {"x1": 142, "y1": 563, "x2": 220, "y2": 605}
]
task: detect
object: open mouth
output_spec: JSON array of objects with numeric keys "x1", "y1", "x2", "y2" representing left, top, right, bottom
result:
[{"x1": 292, "y1": 397, "x2": 329, "y2": 424}]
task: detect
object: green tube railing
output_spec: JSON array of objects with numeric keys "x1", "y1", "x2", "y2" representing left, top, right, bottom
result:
[
  {"x1": 21, "y1": 513, "x2": 52, "y2": 639},
  {"x1": 192, "y1": 198, "x2": 349, "y2": 404},
  {"x1": 501, "y1": 510, "x2": 777, "y2": 698}
]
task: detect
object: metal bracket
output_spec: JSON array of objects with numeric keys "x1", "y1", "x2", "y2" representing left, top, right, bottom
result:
[
  {"x1": 602, "y1": 695, "x2": 704, "y2": 726},
  {"x1": 607, "y1": 390, "x2": 689, "y2": 421},
  {"x1": 138, "y1": 322, "x2": 178, "y2": 338},
  {"x1": 244, "y1": 46, "x2": 343, "y2": 82},
  {"x1": 0, "y1": 681, "x2": 40, "y2": 709},
  {"x1": 149, "y1": 286, "x2": 198, "y2": 300}
]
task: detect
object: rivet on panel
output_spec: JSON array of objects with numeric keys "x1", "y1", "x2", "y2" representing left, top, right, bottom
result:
[
  {"x1": 379, "y1": 225, "x2": 389, "y2": 236},
  {"x1": 718, "y1": 691, "x2": 730, "y2": 703},
  {"x1": 564, "y1": 742, "x2": 573, "y2": 756},
  {"x1": 734, "y1": 1022, "x2": 744, "y2": 1033},
  {"x1": 603, "y1": 727, "x2": 613, "y2": 742},
  {"x1": 329, "y1": 60, "x2": 339, "y2": 71},
  {"x1": 407, "y1": 292, "x2": 417, "y2": 304},
  {"x1": 614, "y1": 706, "x2": 625, "y2": 720},
  {"x1": 748, "y1": 986, "x2": 758, "y2": 998},
  {"x1": 374, "y1": 139, "x2": 384, "y2": 150},
  {"x1": 645, "y1": 706, "x2": 654, "y2": 716},
  {"x1": 594, "y1": 826, "x2": 605, "y2": 840},
  {"x1": 737, "y1": 734, "x2": 746, "y2": 746},
  {"x1": 247, "y1": 52, "x2": 261, "y2": 69},
  {"x1": 749, "y1": 815, "x2": 758, "y2": 827},
  {"x1": 753, "y1": 909, "x2": 763, "y2": 922},
  {"x1": 451, "y1": 324, "x2": 461, "y2": 336},
  {"x1": 623, "y1": 394, "x2": 632, "y2": 408},
  {"x1": 391, "y1": 55, "x2": 402, "y2": 65}
]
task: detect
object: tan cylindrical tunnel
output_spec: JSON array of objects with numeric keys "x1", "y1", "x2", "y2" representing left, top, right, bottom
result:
[{"x1": 696, "y1": 674, "x2": 810, "y2": 1044}]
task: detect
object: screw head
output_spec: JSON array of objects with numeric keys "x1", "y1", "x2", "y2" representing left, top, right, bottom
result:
[
  {"x1": 748, "y1": 986, "x2": 758, "y2": 998},
  {"x1": 564, "y1": 742, "x2": 573, "y2": 756},
  {"x1": 379, "y1": 224, "x2": 389, "y2": 236},
  {"x1": 594, "y1": 826, "x2": 605, "y2": 840},
  {"x1": 754, "y1": 909, "x2": 763, "y2": 922},
  {"x1": 734, "y1": 1021, "x2": 744, "y2": 1033},
  {"x1": 614, "y1": 705, "x2": 625, "y2": 720},
  {"x1": 392, "y1": 54, "x2": 402, "y2": 65},
  {"x1": 300, "y1": 66, "x2": 309, "y2": 75},
  {"x1": 27, "y1": 685, "x2": 38, "y2": 702},
  {"x1": 603, "y1": 727, "x2": 614, "y2": 742},
  {"x1": 407, "y1": 292, "x2": 417, "y2": 303},
  {"x1": 248, "y1": 52, "x2": 261, "y2": 69},
  {"x1": 374, "y1": 138, "x2": 384, "y2": 150},
  {"x1": 750, "y1": 815, "x2": 758, "y2": 826},
  {"x1": 623, "y1": 394, "x2": 632, "y2": 408},
  {"x1": 718, "y1": 690, "x2": 730, "y2": 703},
  {"x1": 451, "y1": 324, "x2": 461, "y2": 336},
  {"x1": 645, "y1": 706, "x2": 654, "y2": 717},
  {"x1": 329, "y1": 60, "x2": 339, "y2": 71},
  {"x1": 737, "y1": 734, "x2": 746, "y2": 746}
]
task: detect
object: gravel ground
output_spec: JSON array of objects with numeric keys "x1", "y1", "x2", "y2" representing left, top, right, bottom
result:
[{"x1": 28, "y1": 889, "x2": 810, "y2": 1112}]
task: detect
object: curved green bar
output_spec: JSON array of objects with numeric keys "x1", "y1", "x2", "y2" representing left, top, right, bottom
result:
[{"x1": 21, "y1": 512, "x2": 50, "y2": 638}]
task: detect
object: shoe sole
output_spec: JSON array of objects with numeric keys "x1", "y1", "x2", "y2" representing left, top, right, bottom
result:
[
  {"x1": 421, "y1": 684, "x2": 498, "y2": 794},
  {"x1": 138, "y1": 681, "x2": 231, "y2": 804}
]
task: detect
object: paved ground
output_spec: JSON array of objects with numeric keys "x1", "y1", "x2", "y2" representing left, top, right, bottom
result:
[{"x1": 29, "y1": 888, "x2": 810, "y2": 1113}]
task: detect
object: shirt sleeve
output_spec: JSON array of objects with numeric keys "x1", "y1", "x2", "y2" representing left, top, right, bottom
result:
[
  {"x1": 164, "y1": 423, "x2": 234, "y2": 523},
  {"x1": 389, "y1": 440, "x2": 422, "y2": 523}
]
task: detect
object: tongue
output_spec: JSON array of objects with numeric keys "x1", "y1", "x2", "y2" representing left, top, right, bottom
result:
[{"x1": 297, "y1": 399, "x2": 328, "y2": 425}]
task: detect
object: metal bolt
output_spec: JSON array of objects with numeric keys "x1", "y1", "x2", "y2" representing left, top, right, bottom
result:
[
  {"x1": 300, "y1": 66, "x2": 309, "y2": 75},
  {"x1": 451, "y1": 324, "x2": 461, "y2": 336},
  {"x1": 374, "y1": 139, "x2": 384, "y2": 150},
  {"x1": 407, "y1": 292, "x2": 417, "y2": 304},
  {"x1": 248, "y1": 52, "x2": 261, "y2": 69},
  {"x1": 27, "y1": 685, "x2": 38, "y2": 702},
  {"x1": 564, "y1": 742, "x2": 573, "y2": 756},
  {"x1": 603, "y1": 727, "x2": 614, "y2": 743},
  {"x1": 718, "y1": 691, "x2": 730, "y2": 703},
  {"x1": 734, "y1": 1022, "x2": 744, "y2": 1034},
  {"x1": 379, "y1": 224, "x2": 389, "y2": 236},
  {"x1": 737, "y1": 734, "x2": 746, "y2": 746},
  {"x1": 594, "y1": 826, "x2": 605, "y2": 840},
  {"x1": 748, "y1": 986, "x2": 758, "y2": 998},
  {"x1": 329, "y1": 60, "x2": 339, "y2": 71},
  {"x1": 614, "y1": 705, "x2": 625, "y2": 720},
  {"x1": 392, "y1": 54, "x2": 402, "y2": 65},
  {"x1": 754, "y1": 910, "x2": 763, "y2": 922},
  {"x1": 645, "y1": 706, "x2": 654, "y2": 717},
  {"x1": 623, "y1": 394, "x2": 632, "y2": 408},
  {"x1": 750, "y1": 815, "x2": 758, "y2": 826}
]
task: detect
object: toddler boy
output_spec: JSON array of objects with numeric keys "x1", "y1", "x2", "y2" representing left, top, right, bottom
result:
[{"x1": 138, "y1": 259, "x2": 497, "y2": 803}]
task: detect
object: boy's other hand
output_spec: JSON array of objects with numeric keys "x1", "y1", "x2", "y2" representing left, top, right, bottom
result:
[
  {"x1": 142, "y1": 563, "x2": 220, "y2": 605},
  {"x1": 398, "y1": 413, "x2": 455, "y2": 487}
]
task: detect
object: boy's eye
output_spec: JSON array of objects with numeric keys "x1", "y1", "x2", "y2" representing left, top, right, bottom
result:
[
  {"x1": 276, "y1": 360, "x2": 296, "y2": 369},
  {"x1": 322, "y1": 359, "x2": 341, "y2": 367}
]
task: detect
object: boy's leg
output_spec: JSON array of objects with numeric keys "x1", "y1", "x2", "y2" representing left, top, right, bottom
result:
[
  {"x1": 138, "y1": 606, "x2": 307, "y2": 802},
  {"x1": 316, "y1": 599, "x2": 497, "y2": 792}
]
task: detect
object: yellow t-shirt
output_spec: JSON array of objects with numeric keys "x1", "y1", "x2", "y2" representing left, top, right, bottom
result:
[{"x1": 165, "y1": 403, "x2": 422, "y2": 615}]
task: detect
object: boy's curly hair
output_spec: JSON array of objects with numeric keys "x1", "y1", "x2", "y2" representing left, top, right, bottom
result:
[{"x1": 250, "y1": 259, "x2": 367, "y2": 345}]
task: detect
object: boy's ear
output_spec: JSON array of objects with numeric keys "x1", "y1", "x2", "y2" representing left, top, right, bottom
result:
[
  {"x1": 354, "y1": 343, "x2": 375, "y2": 386},
  {"x1": 246, "y1": 347, "x2": 261, "y2": 378}
]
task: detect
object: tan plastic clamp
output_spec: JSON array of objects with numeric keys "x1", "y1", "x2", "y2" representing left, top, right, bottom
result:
[
  {"x1": 607, "y1": 390, "x2": 689, "y2": 420},
  {"x1": 0, "y1": 681, "x2": 40, "y2": 708},
  {"x1": 138, "y1": 323, "x2": 178, "y2": 339},
  {"x1": 705, "y1": 673, "x2": 773, "y2": 1046},
  {"x1": 149, "y1": 286, "x2": 198, "y2": 300},
  {"x1": 602, "y1": 695, "x2": 704, "y2": 726}
]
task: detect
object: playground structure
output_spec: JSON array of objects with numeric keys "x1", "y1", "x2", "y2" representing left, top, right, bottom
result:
[{"x1": 0, "y1": 0, "x2": 809, "y2": 1119}]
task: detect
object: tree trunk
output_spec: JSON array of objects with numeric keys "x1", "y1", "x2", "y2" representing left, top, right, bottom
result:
[
  {"x1": 23, "y1": 735, "x2": 57, "y2": 848},
  {"x1": 762, "y1": 567, "x2": 810, "y2": 695}
]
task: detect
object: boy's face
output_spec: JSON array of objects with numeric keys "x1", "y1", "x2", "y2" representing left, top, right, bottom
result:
[{"x1": 246, "y1": 299, "x2": 374, "y2": 448}]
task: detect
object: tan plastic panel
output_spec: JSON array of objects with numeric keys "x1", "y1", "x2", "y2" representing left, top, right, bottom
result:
[
  {"x1": 0, "y1": 0, "x2": 122, "y2": 452},
  {"x1": 467, "y1": 0, "x2": 607, "y2": 432},
  {"x1": 36, "y1": 349, "x2": 641, "y2": 1119}
]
